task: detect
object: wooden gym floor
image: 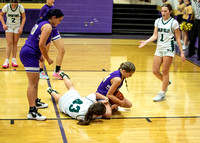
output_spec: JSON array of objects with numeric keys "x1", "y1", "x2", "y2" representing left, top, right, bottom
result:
[{"x1": 0, "y1": 37, "x2": 200, "y2": 143}]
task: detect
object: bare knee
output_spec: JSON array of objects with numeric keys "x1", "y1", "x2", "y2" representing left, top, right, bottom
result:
[
  {"x1": 152, "y1": 69, "x2": 160, "y2": 76},
  {"x1": 7, "y1": 41, "x2": 13, "y2": 47},
  {"x1": 162, "y1": 68, "x2": 169, "y2": 76},
  {"x1": 57, "y1": 46, "x2": 65, "y2": 55}
]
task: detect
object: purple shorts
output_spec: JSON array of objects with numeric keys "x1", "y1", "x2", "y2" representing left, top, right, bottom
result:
[
  {"x1": 52, "y1": 27, "x2": 61, "y2": 41},
  {"x1": 20, "y1": 45, "x2": 40, "y2": 72}
]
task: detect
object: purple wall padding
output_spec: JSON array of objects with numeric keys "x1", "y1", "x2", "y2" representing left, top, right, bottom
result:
[
  {"x1": 55, "y1": 0, "x2": 113, "y2": 33},
  {"x1": 0, "y1": 0, "x2": 113, "y2": 33}
]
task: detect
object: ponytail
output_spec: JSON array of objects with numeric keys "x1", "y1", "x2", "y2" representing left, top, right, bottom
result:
[
  {"x1": 77, "y1": 102, "x2": 106, "y2": 126},
  {"x1": 37, "y1": 9, "x2": 64, "y2": 24},
  {"x1": 118, "y1": 62, "x2": 136, "y2": 92}
]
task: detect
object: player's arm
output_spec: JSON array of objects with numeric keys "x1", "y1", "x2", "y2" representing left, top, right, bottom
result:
[
  {"x1": 174, "y1": 28, "x2": 185, "y2": 62},
  {"x1": 18, "y1": 12, "x2": 26, "y2": 34},
  {"x1": 96, "y1": 93, "x2": 109, "y2": 103},
  {"x1": 107, "y1": 77, "x2": 125, "y2": 106},
  {"x1": 39, "y1": 23, "x2": 53, "y2": 64},
  {"x1": 0, "y1": 11, "x2": 7, "y2": 30},
  {"x1": 20, "y1": 12, "x2": 26, "y2": 30},
  {"x1": 139, "y1": 26, "x2": 158, "y2": 48}
]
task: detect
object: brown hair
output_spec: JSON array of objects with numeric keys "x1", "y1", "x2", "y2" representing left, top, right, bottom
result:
[
  {"x1": 77, "y1": 102, "x2": 106, "y2": 126},
  {"x1": 10, "y1": 0, "x2": 18, "y2": 3},
  {"x1": 118, "y1": 61, "x2": 136, "y2": 91},
  {"x1": 162, "y1": 3, "x2": 174, "y2": 18}
]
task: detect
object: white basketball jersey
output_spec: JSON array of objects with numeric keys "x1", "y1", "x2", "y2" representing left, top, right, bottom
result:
[
  {"x1": 155, "y1": 17, "x2": 179, "y2": 52},
  {"x1": 58, "y1": 90, "x2": 96, "y2": 120},
  {"x1": 2, "y1": 3, "x2": 25, "y2": 27}
]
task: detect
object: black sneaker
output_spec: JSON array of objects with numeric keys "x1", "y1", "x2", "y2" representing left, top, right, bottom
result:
[
  {"x1": 58, "y1": 71, "x2": 70, "y2": 79},
  {"x1": 47, "y1": 87, "x2": 58, "y2": 95},
  {"x1": 27, "y1": 110, "x2": 46, "y2": 121},
  {"x1": 36, "y1": 98, "x2": 48, "y2": 109}
]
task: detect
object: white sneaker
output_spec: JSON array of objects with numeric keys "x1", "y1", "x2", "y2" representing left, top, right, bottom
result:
[
  {"x1": 182, "y1": 45, "x2": 186, "y2": 51},
  {"x1": 27, "y1": 111, "x2": 46, "y2": 121},
  {"x1": 2, "y1": 59, "x2": 9, "y2": 68},
  {"x1": 11, "y1": 58, "x2": 18, "y2": 67},
  {"x1": 181, "y1": 40, "x2": 184, "y2": 45},
  {"x1": 153, "y1": 91, "x2": 165, "y2": 102}
]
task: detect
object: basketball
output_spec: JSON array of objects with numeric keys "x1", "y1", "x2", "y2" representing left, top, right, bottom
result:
[{"x1": 110, "y1": 91, "x2": 124, "y2": 105}]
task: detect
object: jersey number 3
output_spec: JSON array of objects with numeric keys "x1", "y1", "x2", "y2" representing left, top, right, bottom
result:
[{"x1": 69, "y1": 99, "x2": 83, "y2": 113}]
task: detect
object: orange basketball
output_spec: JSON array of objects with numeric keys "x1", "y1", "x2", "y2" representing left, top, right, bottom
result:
[{"x1": 110, "y1": 91, "x2": 124, "y2": 105}]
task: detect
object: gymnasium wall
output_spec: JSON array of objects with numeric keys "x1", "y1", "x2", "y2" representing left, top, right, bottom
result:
[{"x1": 0, "y1": 0, "x2": 113, "y2": 33}]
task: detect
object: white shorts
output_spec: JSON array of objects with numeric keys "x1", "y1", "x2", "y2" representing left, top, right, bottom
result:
[
  {"x1": 58, "y1": 89, "x2": 80, "y2": 114},
  {"x1": 5, "y1": 26, "x2": 20, "y2": 33},
  {"x1": 154, "y1": 50, "x2": 175, "y2": 58}
]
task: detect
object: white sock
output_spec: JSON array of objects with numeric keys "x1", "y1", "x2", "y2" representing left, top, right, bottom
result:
[
  {"x1": 160, "y1": 91, "x2": 165, "y2": 94},
  {"x1": 5, "y1": 59, "x2": 9, "y2": 63},
  {"x1": 12, "y1": 58, "x2": 16, "y2": 62}
]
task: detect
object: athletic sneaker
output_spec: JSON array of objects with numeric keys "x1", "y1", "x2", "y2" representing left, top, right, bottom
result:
[
  {"x1": 27, "y1": 110, "x2": 47, "y2": 121},
  {"x1": 36, "y1": 98, "x2": 48, "y2": 109},
  {"x1": 52, "y1": 70, "x2": 62, "y2": 79},
  {"x1": 2, "y1": 60, "x2": 9, "y2": 68},
  {"x1": 165, "y1": 80, "x2": 172, "y2": 93},
  {"x1": 153, "y1": 91, "x2": 165, "y2": 102},
  {"x1": 11, "y1": 59, "x2": 18, "y2": 67},
  {"x1": 59, "y1": 71, "x2": 70, "y2": 79},
  {"x1": 40, "y1": 71, "x2": 50, "y2": 80},
  {"x1": 47, "y1": 87, "x2": 58, "y2": 95}
]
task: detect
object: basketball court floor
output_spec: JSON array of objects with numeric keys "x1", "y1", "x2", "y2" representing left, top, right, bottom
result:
[
  {"x1": 0, "y1": 37, "x2": 200, "y2": 143},
  {"x1": 0, "y1": 0, "x2": 200, "y2": 142}
]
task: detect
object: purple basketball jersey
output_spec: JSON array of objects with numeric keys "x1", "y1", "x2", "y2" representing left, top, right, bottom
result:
[
  {"x1": 25, "y1": 20, "x2": 52, "y2": 57},
  {"x1": 97, "y1": 70, "x2": 124, "y2": 96},
  {"x1": 20, "y1": 20, "x2": 52, "y2": 72}
]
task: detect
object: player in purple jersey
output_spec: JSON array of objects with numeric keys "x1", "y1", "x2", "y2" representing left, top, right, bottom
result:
[
  {"x1": 39, "y1": 0, "x2": 55, "y2": 18},
  {"x1": 96, "y1": 62, "x2": 136, "y2": 118},
  {"x1": 20, "y1": 9, "x2": 64, "y2": 121},
  {"x1": 39, "y1": 0, "x2": 65, "y2": 80}
]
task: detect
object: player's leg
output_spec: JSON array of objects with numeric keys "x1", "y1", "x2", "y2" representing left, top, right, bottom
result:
[
  {"x1": 26, "y1": 72, "x2": 46, "y2": 120},
  {"x1": 39, "y1": 43, "x2": 51, "y2": 79},
  {"x1": 53, "y1": 38, "x2": 65, "y2": 71},
  {"x1": 52, "y1": 29, "x2": 65, "y2": 79},
  {"x1": 162, "y1": 56, "x2": 173, "y2": 92},
  {"x1": 122, "y1": 98, "x2": 132, "y2": 108},
  {"x1": 12, "y1": 31, "x2": 20, "y2": 67},
  {"x1": 152, "y1": 54, "x2": 163, "y2": 81},
  {"x1": 47, "y1": 87, "x2": 61, "y2": 103},
  {"x1": 59, "y1": 71, "x2": 74, "y2": 90},
  {"x1": 26, "y1": 72, "x2": 39, "y2": 107},
  {"x1": 3, "y1": 31, "x2": 13, "y2": 68}
]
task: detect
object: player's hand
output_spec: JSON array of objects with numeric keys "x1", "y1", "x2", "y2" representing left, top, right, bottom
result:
[
  {"x1": 39, "y1": 55, "x2": 45, "y2": 62},
  {"x1": 47, "y1": 58, "x2": 53, "y2": 65},
  {"x1": 139, "y1": 41, "x2": 146, "y2": 48},
  {"x1": 3, "y1": 24, "x2": 8, "y2": 31},
  {"x1": 18, "y1": 27, "x2": 23, "y2": 34},
  {"x1": 181, "y1": 52, "x2": 185, "y2": 62}
]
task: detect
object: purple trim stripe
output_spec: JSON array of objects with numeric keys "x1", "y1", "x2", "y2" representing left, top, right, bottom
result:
[{"x1": 44, "y1": 65, "x2": 68, "y2": 143}]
